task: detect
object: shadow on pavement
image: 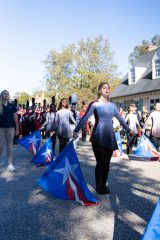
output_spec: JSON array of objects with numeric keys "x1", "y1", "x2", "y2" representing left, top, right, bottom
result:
[{"x1": 0, "y1": 141, "x2": 160, "y2": 240}]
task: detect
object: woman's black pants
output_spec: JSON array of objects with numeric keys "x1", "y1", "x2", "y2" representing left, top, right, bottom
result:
[
  {"x1": 58, "y1": 136, "x2": 69, "y2": 152},
  {"x1": 127, "y1": 134, "x2": 138, "y2": 154},
  {"x1": 92, "y1": 142, "x2": 113, "y2": 187}
]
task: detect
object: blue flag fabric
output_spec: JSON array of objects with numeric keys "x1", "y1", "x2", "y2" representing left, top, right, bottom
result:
[
  {"x1": 141, "y1": 198, "x2": 160, "y2": 240},
  {"x1": 37, "y1": 140, "x2": 99, "y2": 206},
  {"x1": 134, "y1": 133, "x2": 159, "y2": 159},
  {"x1": 18, "y1": 130, "x2": 41, "y2": 156},
  {"x1": 32, "y1": 137, "x2": 54, "y2": 167},
  {"x1": 113, "y1": 131, "x2": 123, "y2": 157}
]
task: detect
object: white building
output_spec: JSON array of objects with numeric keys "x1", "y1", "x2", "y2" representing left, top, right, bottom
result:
[{"x1": 110, "y1": 46, "x2": 160, "y2": 112}]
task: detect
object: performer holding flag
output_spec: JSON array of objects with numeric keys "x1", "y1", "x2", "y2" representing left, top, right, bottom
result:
[
  {"x1": 55, "y1": 98, "x2": 77, "y2": 152},
  {"x1": 73, "y1": 82, "x2": 134, "y2": 195}
]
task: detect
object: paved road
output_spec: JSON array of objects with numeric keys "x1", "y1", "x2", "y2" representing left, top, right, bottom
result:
[{"x1": 0, "y1": 140, "x2": 160, "y2": 240}]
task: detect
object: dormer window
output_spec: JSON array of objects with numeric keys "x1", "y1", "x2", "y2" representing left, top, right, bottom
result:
[
  {"x1": 130, "y1": 67, "x2": 135, "y2": 83},
  {"x1": 155, "y1": 59, "x2": 160, "y2": 78}
]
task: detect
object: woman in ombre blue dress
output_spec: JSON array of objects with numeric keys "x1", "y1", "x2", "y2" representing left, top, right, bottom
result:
[
  {"x1": 73, "y1": 82, "x2": 134, "y2": 194},
  {"x1": 55, "y1": 98, "x2": 77, "y2": 152}
]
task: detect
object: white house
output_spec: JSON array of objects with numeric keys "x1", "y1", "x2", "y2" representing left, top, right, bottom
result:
[{"x1": 110, "y1": 46, "x2": 160, "y2": 112}]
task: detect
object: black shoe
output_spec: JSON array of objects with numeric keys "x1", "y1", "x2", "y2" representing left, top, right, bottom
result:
[
  {"x1": 102, "y1": 186, "x2": 110, "y2": 194},
  {"x1": 96, "y1": 184, "x2": 110, "y2": 194},
  {"x1": 96, "y1": 186, "x2": 107, "y2": 195}
]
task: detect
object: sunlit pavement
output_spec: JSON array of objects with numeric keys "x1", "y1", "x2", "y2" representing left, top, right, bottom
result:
[{"x1": 0, "y1": 140, "x2": 160, "y2": 240}]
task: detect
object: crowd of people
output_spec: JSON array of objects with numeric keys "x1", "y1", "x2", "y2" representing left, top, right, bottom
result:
[
  {"x1": 113, "y1": 102, "x2": 160, "y2": 153},
  {"x1": 0, "y1": 91, "x2": 91, "y2": 172},
  {"x1": 0, "y1": 84, "x2": 160, "y2": 195}
]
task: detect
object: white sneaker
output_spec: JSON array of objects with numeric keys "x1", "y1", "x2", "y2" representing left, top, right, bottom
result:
[{"x1": 7, "y1": 164, "x2": 16, "y2": 172}]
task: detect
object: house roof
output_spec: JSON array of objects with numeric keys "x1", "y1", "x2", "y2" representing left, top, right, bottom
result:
[
  {"x1": 110, "y1": 47, "x2": 160, "y2": 99},
  {"x1": 141, "y1": 65, "x2": 152, "y2": 79},
  {"x1": 110, "y1": 76, "x2": 160, "y2": 98},
  {"x1": 135, "y1": 48, "x2": 157, "y2": 67}
]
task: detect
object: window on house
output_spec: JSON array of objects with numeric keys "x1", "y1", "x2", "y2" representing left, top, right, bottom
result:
[
  {"x1": 155, "y1": 59, "x2": 160, "y2": 78},
  {"x1": 150, "y1": 105, "x2": 154, "y2": 111},
  {"x1": 150, "y1": 98, "x2": 160, "y2": 111},
  {"x1": 130, "y1": 68, "x2": 135, "y2": 83},
  {"x1": 150, "y1": 99, "x2": 154, "y2": 104}
]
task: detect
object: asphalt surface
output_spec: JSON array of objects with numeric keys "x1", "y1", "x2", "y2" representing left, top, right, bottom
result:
[{"x1": 0, "y1": 139, "x2": 160, "y2": 240}]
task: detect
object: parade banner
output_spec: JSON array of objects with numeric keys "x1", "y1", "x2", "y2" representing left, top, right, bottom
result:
[
  {"x1": 32, "y1": 137, "x2": 54, "y2": 167},
  {"x1": 113, "y1": 131, "x2": 123, "y2": 157},
  {"x1": 141, "y1": 198, "x2": 160, "y2": 239},
  {"x1": 134, "y1": 133, "x2": 160, "y2": 160},
  {"x1": 37, "y1": 140, "x2": 99, "y2": 206},
  {"x1": 18, "y1": 130, "x2": 41, "y2": 156}
]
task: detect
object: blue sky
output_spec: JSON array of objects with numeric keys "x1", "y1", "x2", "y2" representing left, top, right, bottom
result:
[{"x1": 0, "y1": 0, "x2": 159, "y2": 96}]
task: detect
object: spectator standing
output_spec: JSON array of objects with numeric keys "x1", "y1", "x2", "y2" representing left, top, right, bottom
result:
[
  {"x1": 125, "y1": 104, "x2": 141, "y2": 154},
  {"x1": 0, "y1": 90, "x2": 19, "y2": 171},
  {"x1": 145, "y1": 102, "x2": 160, "y2": 150},
  {"x1": 79, "y1": 103, "x2": 89, "y2": 141}
]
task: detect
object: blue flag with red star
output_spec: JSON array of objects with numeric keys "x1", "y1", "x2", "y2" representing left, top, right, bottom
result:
[
  {"x1": 141, "y1": 198, "x2": 160, "y2": 240},
  {"x1": 134, "y1": 133, "x2": 160, "y2": 160},
  {"x1": 37, "y1": 140, "x2": 99, "y2": 206},
  {"x1": 18, "y1": 130, "x2": 41, "y2": 156},
  {"x1": 32, "y1": 137, "x2": 54, "y2": 167}
]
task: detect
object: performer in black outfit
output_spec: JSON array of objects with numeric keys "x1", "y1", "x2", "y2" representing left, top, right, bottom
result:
[
  {"x1": 29, "y1": 98, "x2": 36, "y2": 133},
  {"x1": 73, "y1": 82, "x2": 134, "y2": 194},
  {"x1": 21, "y1": 101, "x2": 30, "y2": 136}
]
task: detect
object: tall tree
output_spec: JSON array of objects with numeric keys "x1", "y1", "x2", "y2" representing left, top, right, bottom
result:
[
  {"x1": 151, "y1": 35, "x2": 160, "y2": 46},
  {"x1": 129, "y1": 35, "x2": 160, "y2": 63},
  {"x1": 44, "y1": 35, "x2": 120, "y2": 102},
  {"x1": 17, "y1": 92, "x2": 30, "y2": 105}
]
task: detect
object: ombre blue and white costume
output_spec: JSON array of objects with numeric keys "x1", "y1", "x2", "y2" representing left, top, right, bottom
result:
[
  {"x1": 74, "y1": 101, "x2": 130, "y2": 150},
  {"x1": 55, "y1": 109, "x2": 77, "y2": 139},
  {"x1": 55, "y1": 109, "x2": 77, "y2": 152}
]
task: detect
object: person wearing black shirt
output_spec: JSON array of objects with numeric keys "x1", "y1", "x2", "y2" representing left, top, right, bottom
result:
[{"x1": 0, "y1": 90, "x2": 19, "y2": 171}]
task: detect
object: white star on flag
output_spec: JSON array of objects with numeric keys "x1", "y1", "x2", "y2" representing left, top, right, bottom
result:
[
  {"x1": 54, "y1": 157, "x2": 79, "y2": 185},
  {"x1": 28, "y1": 134, "x2": 40, "y2": 145},
  {"x1": 41, "y1": 147, "x2": 52, "y2": 158}
]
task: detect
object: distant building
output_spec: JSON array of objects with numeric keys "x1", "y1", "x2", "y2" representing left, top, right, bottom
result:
[{"x1": 110, "y1": 46, "x2": 160, "y2": 112}]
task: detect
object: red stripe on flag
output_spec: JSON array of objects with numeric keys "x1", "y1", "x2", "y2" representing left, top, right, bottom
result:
[{"x1": 66, "y1": 175, "x2": 99, "y2": 206}]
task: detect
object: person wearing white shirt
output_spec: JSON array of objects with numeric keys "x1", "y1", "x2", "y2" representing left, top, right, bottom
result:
[
  {"x1": 41, "y1": 103, "x2": 56, "y2": 152},
  {"x1": 125, "y1": 104, "x2": 141, "y2": 154},
  {"x1": 145, "y1": 102, "x2": 160, "y2": 150}
]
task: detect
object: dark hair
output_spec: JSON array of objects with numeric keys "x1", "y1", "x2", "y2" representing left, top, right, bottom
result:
[
  {"x1": 97, "y1": 82, "x2": 110, "y2": 99},
  {"x1": 82, "y1": 100, "x2": 86, "y2": 105},
  {"x1": 0, "y1": 90, "x2": 10, "y2": 115},
  {"x1": 58, "y1": 98, "x2": 68, "y2": 110},
  {"x1": 49, "y1": 103, "x2": 56, "y2": 112}
]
